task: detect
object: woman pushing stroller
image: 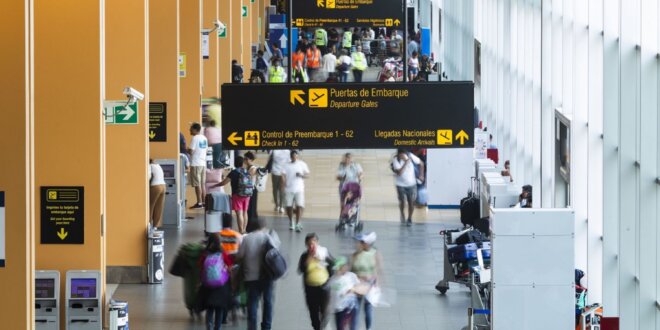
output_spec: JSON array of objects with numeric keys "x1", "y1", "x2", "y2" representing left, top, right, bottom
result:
[{"x1": 336, "y1": 153, "x2": 364, "y2": 231}]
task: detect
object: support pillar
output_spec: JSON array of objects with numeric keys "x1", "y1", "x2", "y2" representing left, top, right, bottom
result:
[
  {"x1": 105, "y1": 0, "x2": 149, "y2": 283},
  {"x1": 34, "y1": 0, "x2": 107, "y2": 323},
  {"x1": 0, "y1": 0, "x2": 34, "y2": 328}
]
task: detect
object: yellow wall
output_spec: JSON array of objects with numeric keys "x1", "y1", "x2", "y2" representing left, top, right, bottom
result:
[
  {"x1": 0, "y1": 0, "x2": 34, "y2": 328},
  {"x1": 230, "y1": 0, "x2": 242, "y2": 68},
  {"x1": 180, "y1": 0, "x2": 202, "y2": 134},
  {"x1": 241, "y1": 0, "x2": 252, "y2": 71},
  {"x1": 34, "y1": 0, "x2": 106, "y2": 322},
  {"x1": 149, "y1": 0, "x2": 180, "y2": 161},
  {"x1": 105, "y1": 0, "x2": 149, "y2": 268},
  {"x1": 202, "y1": 0, "x2": 219, "y2": 98},
  {"x1": 218, "y1": 0, "x2": 232, "y2": 94}
]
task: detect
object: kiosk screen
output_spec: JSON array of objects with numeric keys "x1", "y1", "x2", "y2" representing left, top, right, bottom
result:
[
  {"x1": 70, "y1": 278, "x2": 97, "y2": 298},
  {"x1": 161, "y1": 164, "x2": 175, "y2": 178},
  {"x1": 35, "y1": 278, "x2": 55, "y2": 299}
]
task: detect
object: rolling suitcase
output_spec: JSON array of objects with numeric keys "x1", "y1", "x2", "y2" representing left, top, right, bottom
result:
[{"x1": 460, "y1": 197, "x2": 480, "y2": 227}]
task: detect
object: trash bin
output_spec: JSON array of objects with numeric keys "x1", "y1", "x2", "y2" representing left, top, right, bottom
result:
[
  {"x1": 148, "y1": 230, "x2": 164, "y2": 284},
  {"x1": 108, "y1": 300, "x2": 129, "y2": 330}
]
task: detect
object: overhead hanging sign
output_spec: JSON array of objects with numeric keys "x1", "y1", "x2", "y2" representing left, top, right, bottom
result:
[
  {"x1": 0, "y1": 192, "x2": 4, "y2": 267},
  {"x1": 41, "y1": 187, "x2": 84, "y2": 244},
  {"x1": 221, "y1": 82, "x2": 474, "y2": 149},
  {"x1": 292, "y1": 0, "x2": 405, "y2": 28},
  {"x1": 149, "y1": 102, "x2": 167, "y2": 142}
]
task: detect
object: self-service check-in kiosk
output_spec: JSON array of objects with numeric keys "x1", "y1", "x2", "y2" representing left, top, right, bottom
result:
[
  {"x1": 155, "y1": 159, "x2": 181, "y2": 228},
  {"x1": 35, "y1": 270, "x2": 60, "y2": 330},
  {"x1": 66, "y1": 270, "x2": 102, "y2": 330}
]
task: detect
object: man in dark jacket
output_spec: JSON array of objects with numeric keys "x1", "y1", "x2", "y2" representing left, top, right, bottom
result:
[{"x1": 232, "y1": 59, "x2": 243, "y2": 83}]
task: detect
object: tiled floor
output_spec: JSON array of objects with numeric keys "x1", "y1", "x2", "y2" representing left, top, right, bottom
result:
[{"x1": 114, "y1": 150, "x2": 471, "y2": 329}]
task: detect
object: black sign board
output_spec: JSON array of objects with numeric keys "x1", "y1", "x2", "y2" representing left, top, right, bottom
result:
[
  {"x1": 149, "y1": 102, "x2": 167, "y2": 142},
  {"x1": 221, "y1": 82, "x2": 474, "y2": 150},
  {"x1": 291, "y1": 0, "x2": 405, "y2": 28},
  {"x1": 41, "y1": 187, "x2": 84, "y2": 244}
]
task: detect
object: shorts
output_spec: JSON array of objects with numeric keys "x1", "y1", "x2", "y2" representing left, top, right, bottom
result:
[
  {"x1": 231, "y1": 194, "x2": 251, "y2": 211},
  {"x1": 396, "y1": 185, "x2": 417, "y2": 203},
  {"x1": 285, "y1": 191, "x2": 305, "y2": 208},
  {"x1": 409, "y1": 67, "x2": 419, "y2": 75},
  {"x1": 190, "y1": 166, "x2": 206, "y2": 187}
]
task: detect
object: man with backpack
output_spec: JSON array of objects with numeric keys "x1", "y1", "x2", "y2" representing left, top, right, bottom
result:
[
  {"x1": 215, "y1": 155, "x2": 256, "y2": 234},
  {"x1": 391, "y1": 148, "x2": 425, "y2": 226},
  {"x1": 236, "y1": 218, "x2": 283, "y2": 330}
]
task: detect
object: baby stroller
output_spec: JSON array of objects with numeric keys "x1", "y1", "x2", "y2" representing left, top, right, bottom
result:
[{"x1": 335, "y1": 182, "x2": 363, "y2": 232}]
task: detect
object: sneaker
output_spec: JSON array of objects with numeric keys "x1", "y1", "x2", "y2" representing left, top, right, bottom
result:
[
  {"x1": 274, "y1": 206, "x2": 279, "y2": 212},
  {"x1": 279, "y1": 207, "x2": 285, "y2": 214},
  {"x1": 190, "y1": 203, "x2": 203, "y2": 209},
  {"x1": 407, "y1": 219, "x2": 413, "y2": 226},
  {"x1": 295, "y1": 224, "x2": 303, "y2": 232},
  {"x1": 289, "y1": 223, "x2": 295, "y2": 231}
]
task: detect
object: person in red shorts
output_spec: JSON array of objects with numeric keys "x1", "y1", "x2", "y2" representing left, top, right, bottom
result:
[{"x1": 216, "y1": 153, "x2": 256, "y2": 234}]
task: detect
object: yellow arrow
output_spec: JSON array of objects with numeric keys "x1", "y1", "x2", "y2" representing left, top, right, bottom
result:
[
  {"x1": 149, "y1": 131, "x2": 156, "y2": 139},
  {"x1": 317, "y1": 0, "x2": 324, "y2": 7},
  {"x1": 57, "y1": 228, "x2": 68, "y2": 240},
  {"x1": 394, "y1": 19, "x2": 401, "y2": 26},
  {"x1": 228, "y1": 132, "x2": 243, "y2": 146},
  {"x1": 290, "y1": 90, "x2": 306, "y2": 106},
  {"x1": 456, "y1": 130, "x2": 469, "y2": 145}
]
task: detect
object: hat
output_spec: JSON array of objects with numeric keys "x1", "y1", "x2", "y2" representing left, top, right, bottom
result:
[
  {"x1": 354, "y1": 232, "x2": 377, "y2": 245},
  {"x1": 333, "y1": 256, "x2": 348, "y2": 271}
]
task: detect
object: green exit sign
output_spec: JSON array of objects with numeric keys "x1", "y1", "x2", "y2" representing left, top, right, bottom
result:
[{"x1": 104, "y1": 102, "x2": 138, "y2": 125}]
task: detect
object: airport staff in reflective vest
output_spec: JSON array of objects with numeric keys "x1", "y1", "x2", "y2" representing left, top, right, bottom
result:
[
  {"x1": 315, "y1": 28, "x2": 328, "y2": 54},
  {"x1": 342, "y1": 28, "x2": 353, "y2": 52},
  {"x1": 351, "y1": 45, "x2": 368, "y2": 83},
  {"x1": 306, "y1": 44, "x2": 321, "y2": 82},
  {"x1": 269, "y1": 57, "x2": 287, "y2": 83}
]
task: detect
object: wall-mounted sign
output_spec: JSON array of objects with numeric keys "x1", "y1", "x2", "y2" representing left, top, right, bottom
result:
[
  {"x1": 104, "y1": 101, "x2": 138, "y2": 125},
  {"x1": 202, "y1": 32, "x2": 210, "y2": 59},
  {"x1": 178, "y1": 53, "x2": 187, "y2": 78},
  {"x1": 292, "y1": 0, "x2": 405, "y2": 28},
  {"x1": 221, "y1": 82, "x2": 474, "y2": 149},
  {"x1": 41, "y1": 187, "x2": 84, "y2": 244},
  {"x1": 149, "y1": 102, "x2": 167, "y2": 142}
]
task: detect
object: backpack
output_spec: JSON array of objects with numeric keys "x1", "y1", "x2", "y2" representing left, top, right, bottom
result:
[
  {"x1": 236, "y1": 168, "x2": 254, "y2": 197},
  {"x1": 202, "y1": 252, "x2": 229, "y2": 288},
  {"x1": 262, "y1": 232, "x2": 287, "y2": 280}
]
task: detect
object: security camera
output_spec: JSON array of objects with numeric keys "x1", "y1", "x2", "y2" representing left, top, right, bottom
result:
[
  {"x1": 123, "y1": 87, "x2": 144, "y2": 104},
  {"x1": 213, "y1": 19, "x2": 221, "y2": 29}
]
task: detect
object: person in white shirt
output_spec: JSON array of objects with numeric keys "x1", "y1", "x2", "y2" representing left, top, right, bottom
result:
[
  {"x1": 270, "y1": 149, "x2": 291, "y2": 213},
  {"x1": 391, "y1": 148, "x2": 425, "y2": 226},
  {"x1": 148, "y1": 159, "x2": 167, "y2": 228},
  {"x1": 188, "y1": 122, "x2": 209, "y2": 209},
  {"x1": 336, "y1": 49, "x2": 353, "y2": 83},
  {"x1": 281, "y1": 150, "x2": 310, "y2": 232},
  {"x1": 322, "y1": 46, "x2": 338, "y2": 81}
]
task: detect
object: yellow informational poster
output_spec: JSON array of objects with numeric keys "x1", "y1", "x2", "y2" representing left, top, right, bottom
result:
[{"x1": 178, "y1": 53, "x2": 187, "y2": 78}]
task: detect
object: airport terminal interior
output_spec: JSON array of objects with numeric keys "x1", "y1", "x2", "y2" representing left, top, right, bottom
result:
[{"x1": 0, "y1": 0, "x2": 658, "y2": 330}]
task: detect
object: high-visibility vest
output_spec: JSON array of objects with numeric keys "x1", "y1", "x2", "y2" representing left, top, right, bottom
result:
[
  {"x1": 352, "y1": 52, "x2": 367, "y2": 71},
  {"x1": 306, "y1": 48, "x2": 321, "y2": 68},
  {"x1": 219, "y1": 229, "x2": 241, "y2": 254},
  {"x1": 292, "y1": 51, "x2": 305, "y2": 69},
  {"x1": 269, "y1": 66, "x2": 286, "y2": 83},
  {"x1": 315, "y1": 29, "x2": 327, "y2": 46},
  {"x1": 293, "y1": 67, "x2": 309, "y2": 83},
  {"x1": 342, "y1": 31, "x2": 352, "y2": 48}
]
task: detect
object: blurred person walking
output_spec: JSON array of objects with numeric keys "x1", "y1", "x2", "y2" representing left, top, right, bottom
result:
[
  {"x1": 391, "y1": 148, "x2": 424, "y2": 225},
  {"x1": 298, "y1": 233, "x2": 335, "y2": 330},
  {"x1": 350, "y1": 232, "x2": 383, "y2": 330},
  {"x1": 199, "y1": 233, "x2": 232, "y2": 330},
  {"x1": 269, "y1": 149, "x2": 291, "y2": 213},
  {"x1": 282, "y1": 150, "x2": 310, "y2": 232}
]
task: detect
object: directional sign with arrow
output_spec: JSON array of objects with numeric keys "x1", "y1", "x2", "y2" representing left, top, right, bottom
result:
[
  {"x1": 41, "y1": 187, "x2": 84, "y2": 244},
  {"x1": 149, "y1": 102, "x2": 167, "y2": 142},
  {"x1": 290, "y1": 90, "x2": 306, "y2": 105},
  {"x1": 455, "y1": 130, "x2": 469, "y2": 145},
  {"x1": 217, "y1": 21, "x2": 227, "y2": 38},
  {"x1": 227, "y1": 132, "x2": 243, "y2": 146},
  {"x1": 105, "y1": 101, "x2": 139, "y2": 125},
  {"x1": 279, "y1": 34, "x2": 288, "y2": 49},
  {"x1": 242, "y1": 5, "x2": 248, "y2": 17},
  {"x1": 293, "y1": 0, "x2": 404, "y2": 28}
]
